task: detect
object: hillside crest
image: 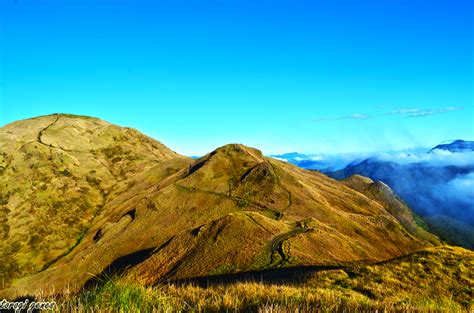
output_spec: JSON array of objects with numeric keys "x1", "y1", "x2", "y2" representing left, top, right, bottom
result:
[{"x1": 0, "y1": 114, "x2": 440, "y2": 298}]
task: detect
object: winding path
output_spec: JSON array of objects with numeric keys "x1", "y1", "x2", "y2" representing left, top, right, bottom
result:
[{"x1": 268, "y1": 226, "x2": 312, "y2": 267}]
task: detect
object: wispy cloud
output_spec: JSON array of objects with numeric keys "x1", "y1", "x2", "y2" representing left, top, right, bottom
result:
[
  {"x1": 313, "y1": 113, "x2": 370, "y2": 122},
  {"x1": 344, "y1": 113, "x2": 370, "y2": 120},
  {"x1": 313, "y1": 106, "x2": 463, "y2": 123},
  {"x1": 406, "y1": 106, "x2": 463, "y2": 118},
  {"x1": 388, "y1": 108, "x2": 421, "y2": 115}
]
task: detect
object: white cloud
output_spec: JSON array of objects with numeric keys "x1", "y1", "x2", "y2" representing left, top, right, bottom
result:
[
  {"x1": 313, "y1": 106, "x2": 464, "y2": 122},
  {"x1": 345, "y1": 113, "x2": 370, "y2": 120},
  {"x1": 271, "y1": 157, "x2": 288, "y2": 162},
  {"x1": 447, "y1": 173, "x2": 474, "y2": 199},
  {"x1": 388, "y1": 108, "x2": 421, "y2": 115},
  {"x1": 373, "y1": 150, "x2": 474, "y2": 166},
  {"x1": 400, "y1": 106, "x2": 463, "y2": 118}
]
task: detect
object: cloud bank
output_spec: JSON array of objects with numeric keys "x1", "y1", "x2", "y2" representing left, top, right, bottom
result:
[
  {"x1": 372, "y1": 150, "x2": 474, "y2": 167},
  {"x1": 332, "y1": 150, "x2": 474, "y2": 226}
]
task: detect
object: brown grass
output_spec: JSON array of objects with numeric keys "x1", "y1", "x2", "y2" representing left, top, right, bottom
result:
[
  {"x1": 26, "y1": 245, "x2": 474, "y2": 313},
  {"x1": 1, "y1": 115, "x2": 441, "y2": 300}
]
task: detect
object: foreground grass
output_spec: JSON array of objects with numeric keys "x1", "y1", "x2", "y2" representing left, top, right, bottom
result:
[
  {"x1": 49, "y1": 279, "x2": 468, "y2": 313},
  {"x1": 29, "y1": 246, "x2": 473, "y2": 312}
]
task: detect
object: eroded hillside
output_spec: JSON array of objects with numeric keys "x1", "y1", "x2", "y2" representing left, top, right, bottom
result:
[{"x1": 0, "y1": 114, "x2": 185, "y2": 287}]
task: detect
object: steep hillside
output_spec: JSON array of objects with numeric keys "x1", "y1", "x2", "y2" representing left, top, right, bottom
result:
[
  {"x1": 328, "y1": 158, "x2": 474, "y2": 248},
  {"x1": 0, "y1": 115, "x2": 439, "y2": 298},
  {"x1": 0, "y1": 114, "x2": 185, "y2": 287},
  {"x1": 424, "y1": 215, "x2": 474, "y2": 249},
  {"x1": 342, "y1": 175, "x2": 438, "y2": 244}
]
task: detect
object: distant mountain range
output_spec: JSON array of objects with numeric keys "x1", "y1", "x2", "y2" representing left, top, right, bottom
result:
[
  {"x1": 272, "y1": 140, "x2": 474, "y2": 249},
  {"x1": 269, "y1": 152, "x2": 364, "y2": 172},
  {"x1": 269, "y1": 147, "x2": 435, "y2": 172},
  {"x1": 429, "y1": 139, "x2": 474, "y2": 153}
]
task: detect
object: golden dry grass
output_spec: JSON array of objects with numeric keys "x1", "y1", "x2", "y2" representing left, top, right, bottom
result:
[
  {"x1": 34, "y1": 246, "x2": 473, "y2": 312},
  {"x1": 0, "y1": 114, "x2": 185, "y2": 287},
  {"x1": 1, "y1": 114, "x2": 441, "y2": 300}
]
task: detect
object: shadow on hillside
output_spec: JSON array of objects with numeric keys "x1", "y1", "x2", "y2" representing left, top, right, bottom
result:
[
  {"x1": 83, "y1": 245, "x2": 357, "y2": 289},
  {"x1": 168, "y1": 265, "x2": 345, "y2": 287},
  {"x1": 84, "y1": 247, "x2": 157, "y2": 289}
]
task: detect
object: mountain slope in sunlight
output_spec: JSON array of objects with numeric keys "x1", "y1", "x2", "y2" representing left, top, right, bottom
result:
[
  {"x1": 0, "y1": 114, "x2": 439, "y2": 298},
  {"x1": 0, "y1": 114, "x2": 185, "y2": 287}
]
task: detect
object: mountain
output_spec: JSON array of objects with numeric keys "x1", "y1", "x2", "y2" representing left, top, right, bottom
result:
[
  {"x1": 269, "y1": 152, "x2": 324, "y2": 170},
  {"x1": 270, "y1": 148, "x2": 432, "y2": 172},
  {"x1": 272, "y1": 152, "x2": 308, "y2": 159},
  {"x1": 424, "y1": 215, "x2": 474, "y2": 249},
  {"x1": 341, "y1": 175, "x2": 439, "y2": 243},
  {"x1": 429, "y1": 139, "x2": 474, "y2": 153},
  {"x1": 269, "y1": 152, "x2": 359, "y2": 171},
  {"x1": 328, "y1": 147, "x2": 474, "y2": 248},
  {"x1": 0, "y1": 114, "x2": 186, "y2": 288},
  {"x1": 0, "y1": 114, "x2": 440, "y2": 299}
]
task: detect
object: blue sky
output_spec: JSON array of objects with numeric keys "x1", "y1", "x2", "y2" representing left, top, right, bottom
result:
[{"x1": 1, "y1": 0, "x2": 473, "y2": 155}]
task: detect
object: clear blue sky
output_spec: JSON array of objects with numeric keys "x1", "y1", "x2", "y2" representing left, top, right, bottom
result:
[{"x1": 1, "y1": 0, "x2": 473, "y2": 155}]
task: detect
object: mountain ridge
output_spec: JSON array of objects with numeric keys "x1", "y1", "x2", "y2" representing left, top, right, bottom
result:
[
  {"x1": 0, "y1": 113, "x2": 187, "y2": 288},
  {"x1": 429, "y1": 139, "x2": 474, "y2": 153},
  {"x1": 0, "y1": 114, "x2": 440, "y2": 299},
  {"x1": 271, "y1": 140, "x2": 474, "y2": 249},
  {"x1": 327, "y1": 157, "x2": 474, "y2": 248}
]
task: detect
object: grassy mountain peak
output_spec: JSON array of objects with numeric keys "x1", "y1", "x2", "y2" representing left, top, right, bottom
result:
[
  {"x1": 0, "y1": 113, "x2": 184, "y2": 287},
  {"x1": 0, "y1": 115, "x2": 441, "y2": 300}
]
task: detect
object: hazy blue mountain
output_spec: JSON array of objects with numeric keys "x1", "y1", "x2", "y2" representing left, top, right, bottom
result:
[
  {"x1": 270, "y1": 147, "x2": 432, "y2": 172},
  {"x1": 326, "y1": 142, "x2": 474, "y2": 248},
  {"x1": 429, "y1": 140, "x2": 474, "y2": 153},
  {"x1": 269, "y1": 152, "x2": 365, "y2": 172},
  {"x1": 329, "y1": 159, "x2": 474, "y2": 223},
  {"x1": 424, "y1": 215, "x2": 474, "y2": 249}
]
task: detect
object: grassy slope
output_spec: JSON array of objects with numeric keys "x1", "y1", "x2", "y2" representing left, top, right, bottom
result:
[
  {"x1": 3, "y1": 143, "x2": 438, "y2": 298},
  {"x1": 342, "y1": 174, "x2": 439, "y2": 245},
  {"x1": 0, "y1": 114, "x2": 184, "y2": 287},
  {"x1": 1, "y1": 115, "x2": 439, "y2": 301},
  {"x1": 424, "y1": 215, "x2": 474, "y2": 249},
  {"x1": 46, "y1": 246, "x2": 474, "y2": 312}
]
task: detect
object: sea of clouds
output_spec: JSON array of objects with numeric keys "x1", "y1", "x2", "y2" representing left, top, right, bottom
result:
[{"x1": 274, "y1": 149, "x2": 474, "y2": 225}]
